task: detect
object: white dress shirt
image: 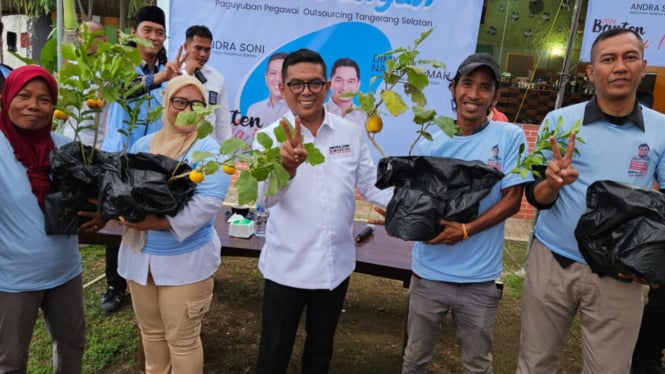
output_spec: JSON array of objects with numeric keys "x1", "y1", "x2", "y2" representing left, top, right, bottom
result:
[{"x1": 253, "y1": 110, "x2": 392, "y2": 290}]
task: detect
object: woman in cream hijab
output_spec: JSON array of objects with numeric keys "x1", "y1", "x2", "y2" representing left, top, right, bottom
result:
[{"x1": 117, "y1": 75, "x2": 230, "y2": 373}]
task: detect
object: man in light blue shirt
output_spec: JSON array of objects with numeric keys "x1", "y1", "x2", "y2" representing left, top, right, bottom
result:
[{"x1": 401, "y1": 53, "x2": 532, "y2": 374}]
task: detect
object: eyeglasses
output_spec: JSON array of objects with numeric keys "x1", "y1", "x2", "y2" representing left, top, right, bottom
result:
[
  {"x1": 170, "y1": 97, "x2": 205, "y2": 110},
  {"x1": 286, "y1": 80, "x2": 326, "y2": 94}
]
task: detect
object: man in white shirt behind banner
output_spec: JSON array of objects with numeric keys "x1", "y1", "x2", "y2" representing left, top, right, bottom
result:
[
  {"x1": 252, "y1": 48, "x2": 392, "y2": 374},
  {"x1": 181, "y1": 25, "x2": 232, "y2": 143}
]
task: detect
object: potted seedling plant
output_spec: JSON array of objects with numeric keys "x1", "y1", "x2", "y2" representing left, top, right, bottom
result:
[{"x1": 346, "y1": 29, "x2": 509, "y2": 241}]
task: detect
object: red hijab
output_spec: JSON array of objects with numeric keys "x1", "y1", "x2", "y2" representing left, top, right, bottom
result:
[{"x1": 0, "y1": 65, "x2": 58, "y2": 210}]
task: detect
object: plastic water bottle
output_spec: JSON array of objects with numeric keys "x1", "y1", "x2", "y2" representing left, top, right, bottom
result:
[{"x1": 255, "y1": 206, "x2": 268, "y2": 237}]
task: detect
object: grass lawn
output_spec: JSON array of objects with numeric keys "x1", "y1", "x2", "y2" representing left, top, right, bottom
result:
[{"x1": 26, "y1": 241, "x2": 585, "y2": 373}]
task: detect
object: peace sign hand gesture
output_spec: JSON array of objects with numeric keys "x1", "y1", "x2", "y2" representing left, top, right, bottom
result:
[
  {"x1": 545, "y1": 132, "x2": 579, "y2": 189},
  {"x1": 155, "y1": 45, "x2": 187, "y2": 84},
  {"x1": 279, "y1": 115, "x2": 308, "y2": 179}
]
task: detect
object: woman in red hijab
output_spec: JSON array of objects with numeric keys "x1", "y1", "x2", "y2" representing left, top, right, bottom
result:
[{"x1": 0, "y1": 65, "x2": 103, "y2": 374}]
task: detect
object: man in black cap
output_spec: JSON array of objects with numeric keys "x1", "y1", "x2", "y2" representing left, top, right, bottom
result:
[
  {"x1": 99, "y1": 5, "x2": 183, "y2": 313},
  {"x1": 400, "y1": 53, "x2": 532, "y2": 374}
]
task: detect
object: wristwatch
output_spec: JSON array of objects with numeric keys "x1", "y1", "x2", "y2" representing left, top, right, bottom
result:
[{"x1": 143, "y1": 74, "x2": 154, "y2": 90}]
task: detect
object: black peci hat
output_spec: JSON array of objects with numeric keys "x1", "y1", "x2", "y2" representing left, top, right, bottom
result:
[{"x1": 134, "y1": 6, "x2": 165, "y2": 28}]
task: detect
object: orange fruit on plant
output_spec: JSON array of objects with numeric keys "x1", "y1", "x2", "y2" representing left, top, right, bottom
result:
[
  {"x1": 222, "y1": 163, "x2": 236, "y2": 175},
  {"x1": 189, "y1": 170, "x2": 205, "y2": 183},
  {"x1": 366, "y1": 115, "x2": 383, "y2": 133},
  {"x1": 53, "y1": 109, "x2": 67, "y2": 120},
  {"x1": 86, "y1": 98, "x2": 103, "y2": 109}
]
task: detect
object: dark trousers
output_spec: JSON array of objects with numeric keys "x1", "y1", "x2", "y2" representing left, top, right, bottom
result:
[
  {"x1": 256, "y1": 278, "x2": 350, "y2": 374},
  {"x1": 0, "y1": 275, "x2": 85, "y2": 374},
  {"x1": 105, "y1": 244, "x2": 126, "y2": 291},
  {"x1": 632, "y1": 286, "x2": 665, "y2": 365}
]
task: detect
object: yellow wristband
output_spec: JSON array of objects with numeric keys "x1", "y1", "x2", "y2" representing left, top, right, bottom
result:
[{"x1": 462, "y1": 223, "x2": 469, "y2": 240}]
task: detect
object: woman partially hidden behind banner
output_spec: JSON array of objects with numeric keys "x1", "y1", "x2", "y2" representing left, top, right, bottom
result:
[
  {"x1": 0, "y1": 65, "x2": 106, "y2": 373},
  {"x1": 117, "y1": 75, "x2": 230, "y2": 373}
]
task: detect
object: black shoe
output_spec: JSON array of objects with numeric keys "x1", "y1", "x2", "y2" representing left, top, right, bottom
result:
[
  {"x1": 632, "y1": 360, "x2": 665, "y2": 374},
  {"x1": 99, "y1": 287, "x2": 127, "y2": 313}
]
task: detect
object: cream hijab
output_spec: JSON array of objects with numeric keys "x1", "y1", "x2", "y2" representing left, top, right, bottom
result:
[{"x1": 150, "y1": 75, "x2": 208, "y2": 159}]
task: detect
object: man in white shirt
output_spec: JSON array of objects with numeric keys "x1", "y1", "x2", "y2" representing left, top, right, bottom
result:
[
  {"x1": 181, "y1": 25, "x2": 232, "y2": 143},
  {"x1": 324, "y1": 57, "x2": 367, "y2": 128},
  {"x1": 247, "y1": 52, "x2": 289, "y2": 128},
  {"x1": 252, "y1": 49, "x2": 392, "y2": 374}
]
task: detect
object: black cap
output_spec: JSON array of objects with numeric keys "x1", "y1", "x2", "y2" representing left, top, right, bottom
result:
[
  {"x1": 456, "y1": 53, "x2": 501, "y2": 84},
  {"x1": 134, "y1": 6, "x2": 165, "y2": 28}
]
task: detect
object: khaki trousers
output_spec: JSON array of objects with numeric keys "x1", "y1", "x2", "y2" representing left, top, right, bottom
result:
[
  {"x1": 517, "y1": 238, "x2": 644, "y2": 374},
  {"x1": 129, "y1": 275, "x2": 214, "y2": 374}
]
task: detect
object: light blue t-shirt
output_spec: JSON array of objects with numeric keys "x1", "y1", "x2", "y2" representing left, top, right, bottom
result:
[
  {"x1": 535, "y1": 102, "x2": 665, "y2": 263},
  {"x1": 411, "y1": 122, "x2": 533, "y2": 283},
  {"x1": 0, "y1": 133, "x2": 81, "y2": 292},
  {"x1": 101, "y1": 65, "x2": 165, "y2": 152},
  {"x1": 129, "y1": 134, "x2": 230, "y2": 255}
]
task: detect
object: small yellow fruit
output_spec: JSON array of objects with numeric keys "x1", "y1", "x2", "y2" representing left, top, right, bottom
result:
[
  {"x1": 53, "y1": 109, "x2": 67, "y2": 120},
  {"x1": 86, "y1": 98, "x2": 103, "y2": 109},
  {"x1": 189, "y1": 170, "x2": 205, "y2": 183},
  {"x1": 366, "y1": 115, "x2": 383, "y2": 133},
  {"x1": 222, "y1": 164, "x2": 236, "y2": 175}
]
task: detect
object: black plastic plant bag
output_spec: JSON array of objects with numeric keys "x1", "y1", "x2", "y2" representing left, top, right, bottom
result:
[
  {"x1": 45, "y1": 142, "x2": 105, "y2": 235},
  {"x1": 575, "y1": 180, "x2": 665, "y2": 285},
  {"x1": 376, "y1": 156, "x2": 504, "y2": 241},
  {"x1": 98, "y1": 152, "x2": 196, "y2": 222}
]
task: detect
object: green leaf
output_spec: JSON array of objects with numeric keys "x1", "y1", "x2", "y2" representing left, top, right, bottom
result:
[
  {"x1": 418, "y1": 130, "x2": 433, "y2": 141},
  {"x1": 518, "y1": 142, "x2": 526, "y2": 154},
  {"x1": 412, "y1": 106, "x2": 436, "y2": 125},
  {"x1": 203, "y1": 161, "x2": 220, "y2": 175},
  {"x1": 433, "y1": 116, "x2": 457, "y2": 137},
  {"x1": 267, "y1": 171, "x2": 279, "y2": 197},
  {"x1": 405, "y1": 67, "x2": 428, "y2": 91},
  {"x1": 192, "y1": 151, "x2": 214, "y2": 163},
  {"x1": 384, "y1": 58, "x2": 396, "y2": 76},
  {"x1": 61, "y1": 42, "x2": 78, "y2": 61},
  {"x1": 381, "y1": 90, "x2": 408, "y2": 117},
  {"x1": 273, "y1": 163, "x2": 291, "y2": 189},
  {"x1": 175, "y1": 111, "x2": 198, "y2": 127},
  {"x1": 10, "y1": 51, "x2": 37, "y2": 66},
  {"x1": 415, "y1": 28, "x2": 434, "y2": 46},
  {"x1": 197, "y1": 120, "x2": 214, "y2": 139},
  {"x1": 398, "y1": 50, "x2": 417, "y2": 66},
  {"x1": 404, "y1": 83, "x2": 426, "y2": 107},
  {"x1": 304, "y1": 143, "x2": 325, "y2": 165},
  {"x1": 256, "y1": 132, "x2": 274, "y2": 149},
  {"x1": 40, "y1": 38, "x2": 58, "y2": 73},
  {"x1": 236, "y1": 171, "x2": 259, "y2": 206},
  {"x1": 357, "y1": 92, "x2": 376, "y2": 115},
  {"x1": 273, "y1": 118, "x2": 293, "y2": 143},
  {"x1": 220, "y1": 137, "x2": 247, "y2": 155},
  {"x1": 250, "y1": 163, "x2": 273, "y2": 182},
  {"x1": 383, "y1": 72, "x2": 401, "y2": 85},
  {"x1": 418, "y1": 59, "x2": 446, "y2": 69}
]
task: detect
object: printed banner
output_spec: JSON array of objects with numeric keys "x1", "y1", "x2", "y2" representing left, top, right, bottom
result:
[
  {"x1": 580, "y1": 0, "x2": 665, "y2": 66},
  {"x1": 160, "y1": 0, "x2": 484, "y2": 160}
]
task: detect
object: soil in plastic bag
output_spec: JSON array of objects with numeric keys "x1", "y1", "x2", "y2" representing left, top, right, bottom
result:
[
  {"x1": 99, "y1": 152, "x2": 196, "y2": 222},
  {"x1": 45, "y1": 142, "x2": 105, "y2": 235},
  {"x1": 575, "y1": 180, "x2": 665, "y2": 286},
  {"x1": 376, "y1": 156, "x2": 504, "y2": 241}
]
